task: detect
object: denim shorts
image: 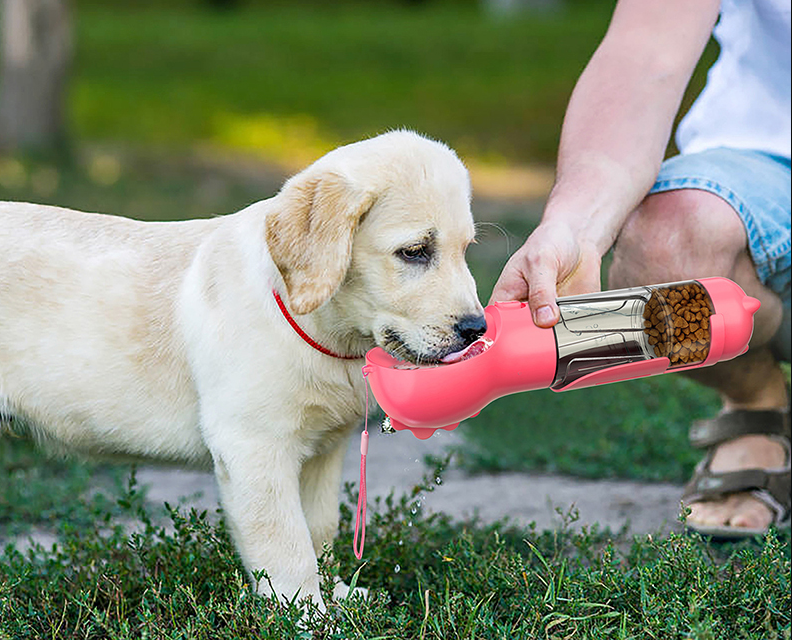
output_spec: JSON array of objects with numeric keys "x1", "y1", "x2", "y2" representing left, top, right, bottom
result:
[{"x1": 649, "y1": 147, "x2": 791, "y2": 361}]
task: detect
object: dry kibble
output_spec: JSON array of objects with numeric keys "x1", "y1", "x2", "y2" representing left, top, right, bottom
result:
[{"x1": 642, "y1": 282, "x2": 714, "y2": 367}]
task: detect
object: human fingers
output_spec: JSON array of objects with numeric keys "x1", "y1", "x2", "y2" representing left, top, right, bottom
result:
[
  {"x1": 489, "y1": 235, "x2": 566, "y2": 327},
  {"x1": 555, "y1": 242, "x2": 603, "y2": 299},
  {"x1": 488, "y1": 250, "x2": 531, "y2": 305}
]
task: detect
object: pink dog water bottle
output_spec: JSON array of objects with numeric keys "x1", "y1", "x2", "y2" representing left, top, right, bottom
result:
[{"x1": 363, "y1": 277, "x2": 760, "y2": 439}]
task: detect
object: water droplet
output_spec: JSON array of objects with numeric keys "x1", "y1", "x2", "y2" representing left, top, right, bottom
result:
[
  {"x1": 394, "y1": 564, "x2": 401, "y2": 573},
  {"x1": 435, "y1": 477, "x2": 443, "y2": 485},
  {"x1": 398, "y1": 539, "x2": 404, "y2": 546}
]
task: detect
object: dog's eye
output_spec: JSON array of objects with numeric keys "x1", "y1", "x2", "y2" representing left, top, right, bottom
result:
[{"x1": 397, "y1": 244, "x2": 431, "y2": 264}]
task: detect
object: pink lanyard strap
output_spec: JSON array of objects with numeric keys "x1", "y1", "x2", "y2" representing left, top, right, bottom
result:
[{"x1": 353, "y1": 368, "x2": 371, "y2": 559}]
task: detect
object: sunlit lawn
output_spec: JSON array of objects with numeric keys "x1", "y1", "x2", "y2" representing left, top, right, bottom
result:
[
  {"x1": 69, "y1": 1, "x2": 716, "y2": 168},
  {"x1": 72, "y1": 1, "x2": 600, "y2": 164}
]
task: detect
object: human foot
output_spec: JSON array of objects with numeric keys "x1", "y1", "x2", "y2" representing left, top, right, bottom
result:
[
  {"x1": 687, "y1": 434, "x2": 787, "y2": 531},
  {"x1": 683, "y1": 409, "x2": 791, "y2": 537}
]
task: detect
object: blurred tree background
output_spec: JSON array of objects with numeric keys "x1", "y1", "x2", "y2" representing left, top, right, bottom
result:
[{"x1": 0, "y1": 0, "x2": 70, "y2": 152}]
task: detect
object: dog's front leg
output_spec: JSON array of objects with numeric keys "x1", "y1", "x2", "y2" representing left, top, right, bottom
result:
[
  {"x1": 299, "y1": 429, "x2": 368, "y2": 601},
  {"x1": 208, "y1": 433, "x2": 326, "y2": 611}
]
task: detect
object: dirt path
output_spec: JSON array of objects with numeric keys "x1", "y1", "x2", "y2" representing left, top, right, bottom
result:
[
  {"x1": 8, "y1": 393, "x2": 686, "y2": 554},
  {"x1": 132, "y1": 425, "x2": 685, "y2": 539}
]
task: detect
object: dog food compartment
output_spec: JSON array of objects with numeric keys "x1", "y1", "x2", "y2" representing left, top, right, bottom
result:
[
  {"x1": 551, "y1": 280, "x2": 714, "y2": 389},
  {"x1": 640, "y1": 281, "x2": 715, "y2": 367}
]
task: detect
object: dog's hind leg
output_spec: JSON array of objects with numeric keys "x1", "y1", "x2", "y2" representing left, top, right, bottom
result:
[{"x1": 299, "y1": 432, "x2": 350, "y2": 557}]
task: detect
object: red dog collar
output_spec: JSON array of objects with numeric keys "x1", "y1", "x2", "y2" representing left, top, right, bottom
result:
[{"x1": 272, "y1": 290, "x2": 363, "y2": 360}]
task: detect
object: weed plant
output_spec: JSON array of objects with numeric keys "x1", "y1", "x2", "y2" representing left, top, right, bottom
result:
[{"x1": 1, "y1": 461, "x2": 789, "y2": 639}]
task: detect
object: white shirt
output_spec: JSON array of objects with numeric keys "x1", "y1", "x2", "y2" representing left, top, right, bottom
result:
[{"x1": 676, "y1": 0, "x2": 791, "y2": 159}]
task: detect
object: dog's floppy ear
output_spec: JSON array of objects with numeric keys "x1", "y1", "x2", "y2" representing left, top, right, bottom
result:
[{"x1": 266, "y1": 167, "x2": 375, "y2": 315}]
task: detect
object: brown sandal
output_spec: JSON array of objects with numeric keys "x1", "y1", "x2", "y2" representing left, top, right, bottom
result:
[{"x1": 682, "y1": 407, "x2": 791, "y2": 539}]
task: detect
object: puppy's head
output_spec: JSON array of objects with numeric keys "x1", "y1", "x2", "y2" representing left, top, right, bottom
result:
[{"x1": 266, "y1": 130, "x2": 485, "y2": 364}]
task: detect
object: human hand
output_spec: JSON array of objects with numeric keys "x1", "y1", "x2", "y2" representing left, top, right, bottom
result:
[{"x1": 488, "y1": 221, "x2": 603, "y2": 328}]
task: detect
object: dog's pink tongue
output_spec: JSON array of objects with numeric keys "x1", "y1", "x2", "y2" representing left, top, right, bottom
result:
[{"x1": 441, "y1": 338, "x2": 493, "y2": 364}]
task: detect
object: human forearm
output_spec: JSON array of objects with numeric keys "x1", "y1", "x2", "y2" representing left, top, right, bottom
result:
[
  {"x1": 490, "y1": 0, "x2": 720, "y2": 321},
  {"x1": 544, "y1": 0, "x2": 720, "y2": 253}
]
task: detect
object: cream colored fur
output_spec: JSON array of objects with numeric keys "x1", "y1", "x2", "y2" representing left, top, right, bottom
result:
[{"x1": 0, "y1": 130, "x2": 483, "y2": 610}]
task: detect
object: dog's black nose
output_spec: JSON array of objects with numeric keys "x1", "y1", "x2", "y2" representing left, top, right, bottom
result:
[{"x1": 454, "y1": 314, "x2": 487, "y2": 345}]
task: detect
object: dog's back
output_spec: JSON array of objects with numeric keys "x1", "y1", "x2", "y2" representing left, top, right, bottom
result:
[{"x1": 0, "y1": 203, "x2": 217, "y2": 463}]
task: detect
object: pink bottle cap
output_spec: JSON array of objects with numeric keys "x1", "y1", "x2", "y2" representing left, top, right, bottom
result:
[{"x1": 697, "y1": 277, "x2": 760, "y2": 363}]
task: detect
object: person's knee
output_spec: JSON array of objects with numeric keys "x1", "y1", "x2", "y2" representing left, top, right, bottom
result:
[
  {"x1": 609, "y1": 193, "x2": 683, "y2": 287},
  {"x1": 609, "y1": 189, "x2": 747, "y2": 289}
]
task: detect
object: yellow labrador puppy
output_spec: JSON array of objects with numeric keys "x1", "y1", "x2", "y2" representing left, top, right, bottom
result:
[{"x1": 0, "y1": 130, "x2": 485, "y2": 610}]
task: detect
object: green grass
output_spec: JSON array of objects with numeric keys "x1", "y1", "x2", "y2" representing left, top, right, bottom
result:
[
  {"x1": 1, "y1": 464, "x2": 789, "y2": 639},
  {"x1": 66, "y1": 1, "x2": 715, "y2": 167},
  {"x1": 0, "y1": 147, "x2": 280, "y2": 221},
  {"x1": 457, "y1": 374, "x2": 722, "y2": 482},
  {"x1": 0, "y1": 436, "x2": 124, "y2": 539}
]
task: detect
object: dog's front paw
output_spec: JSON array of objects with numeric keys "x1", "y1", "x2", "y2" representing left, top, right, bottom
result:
[{"x1": 332, "y1": 576, "x2": 369, "y2": 602}]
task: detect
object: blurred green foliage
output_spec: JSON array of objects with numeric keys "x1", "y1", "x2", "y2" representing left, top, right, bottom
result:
[
  {"x1": 0, "y1": 149, "x2": 280, "y2": 219},
  {"x1": 1, "y1": 0, "x2": 717, "y2": 168},
  {"x1": 65, "y1": 2, "x2": 616, "y2": 165}
]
